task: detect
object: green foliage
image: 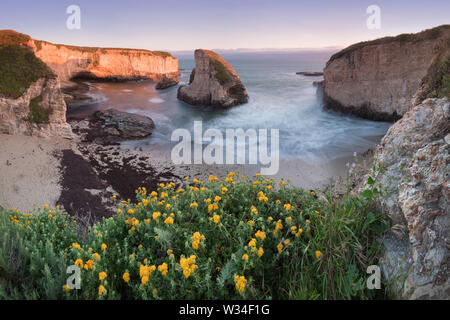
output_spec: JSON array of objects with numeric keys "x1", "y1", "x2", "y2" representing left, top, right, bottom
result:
[
  {"x1": 28, "y1": 95, "x2": 50, "y2": 124},
  {"x1": 0, "y1": 45, "x2": 54, "y2": 98},
  {"x1": 212, "y1": 59, "x2": 233, "y2": 84},
  {"x1": 0, "y1": 170, "x2": 389, "y2": 300},
  {"x1": 0, "y1": 208, "x2": 78, "y2": 299},
  {"x1": 434, "y1": 57, "x2": 450, "y2": 99}
]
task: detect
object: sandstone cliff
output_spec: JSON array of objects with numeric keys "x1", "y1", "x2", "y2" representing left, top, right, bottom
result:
[
  {"x1": 366, "y1": 98, "x2": 449, "y2": 299},
  {"x1": 323, "y1": 25, "x2": 450, "y2": 121},
  {"x1": 0, "y1": 30, "x2": 180, "y2": 83},
  {"x1": 177, "y1": 49, "x2": 249, "y2": 107},
  {"x1": 0, "y1": 77, "x2": 72, "y2": 138},
  {"x1": 0, "y1": 41, "x2": 72, "y2": 138},
  {"x1": 0, "y1": 30, "x2": 179, "y2": 137}
]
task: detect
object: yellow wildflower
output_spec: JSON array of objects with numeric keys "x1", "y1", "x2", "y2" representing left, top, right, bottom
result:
[
  {"x1": 98, "y1": 285, "x2": 105, "y2": 296},
  {"x1": 164, "y1": 216, "x2": 174, "y2": 224},
  {"x1": 257, "y1": 247, "x2": 264, "y2": 258},
  {"x1": 277, "y1": 243, "x2": 283, "y2": 253},
  {"x1": 123, "y1": 272, "x2": 130, "y2": 283},
  {"x1": 242, "y1": 254, "x2": 249, "y2": 262},
  {"x1": 315, "y1": 250, "x2": 322, "y2": 260}
]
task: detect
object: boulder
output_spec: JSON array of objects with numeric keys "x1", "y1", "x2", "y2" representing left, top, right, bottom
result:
[
  {"x1": 74, "y1": 109, "x2": 155, "y2": 144},
  {"x1": 177, "y1": 49, "x2": 249, "y2": 107}
]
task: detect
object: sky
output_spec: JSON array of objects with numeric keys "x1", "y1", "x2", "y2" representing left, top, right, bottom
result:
[{"x1": 0, "y1": 0, "x2": 449, "y2": 52}]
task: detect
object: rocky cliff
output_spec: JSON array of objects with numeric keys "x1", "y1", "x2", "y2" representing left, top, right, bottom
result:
[
  {"x1": 0, "y1": 30, "x2": 180, "y2": 83},
  {"x1": 0, "y1": 30, "x2": 179, "y2": 137},
  {"x1": 177, "y1": 49, "x2": 249, "y2": 107},
  {"x1": 323, "y1": 25, "x2": 450, "y2": 121},
  {"x1": 33, "y1": 41, "x2": 179, "y2": 83},
  {"x1": 366, "y1": 98, "x2": 449, "y2": 299},
  {"x1": 0, "y1": 77, "x2": 72, "y2": 138},
  {"x1": 0, "y1": 42, "x2": 72, "y2": 137}
]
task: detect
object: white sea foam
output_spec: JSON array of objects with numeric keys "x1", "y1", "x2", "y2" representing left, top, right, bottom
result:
[{"x1": 149, "y1": 98, "x2": 165, "y2": 103}]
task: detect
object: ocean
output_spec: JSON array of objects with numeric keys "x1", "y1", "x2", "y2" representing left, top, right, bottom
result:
[{"x1": 67, "y1": 51, "x2": 391, "y2": 186}]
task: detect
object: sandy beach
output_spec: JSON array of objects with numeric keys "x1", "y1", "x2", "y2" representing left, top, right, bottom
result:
[{"x1": 0, "y1": 129, "x2": 360, "y2": 217}]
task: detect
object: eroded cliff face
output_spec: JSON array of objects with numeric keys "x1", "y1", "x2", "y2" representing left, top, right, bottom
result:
[
  {"x1": 361, "y1": 98, "x2": 449, "y2": 299},
  {"x1": 32, "y1": 40, "x2": 179, "y2": 83},
  {"x1": 177, "y1": 49, "x2": 249, "y2": 107},
  {"x1": 0, "y1": 77, "x2": 72, "y2": 138},
  {"x1": 323, "y1": 25, "x2": 450, "y2": 121}
]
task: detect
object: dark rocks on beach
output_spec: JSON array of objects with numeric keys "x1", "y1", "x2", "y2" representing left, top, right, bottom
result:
[
  {"x1": 155, "y1": 75, "x2": 179, "y2": 90},
  {"x1": 296, "y1": 72, "x2": 323, "y2": 76},
  {"x1": 71, "y1": 109, "x2": 155, "y2": 144}
]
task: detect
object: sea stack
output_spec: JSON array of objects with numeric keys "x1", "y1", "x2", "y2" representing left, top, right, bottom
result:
[{"x1": 177, "y1": 49, "x2": 249, "y2": 107}]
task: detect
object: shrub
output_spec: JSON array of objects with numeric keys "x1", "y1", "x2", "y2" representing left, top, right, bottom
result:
[
  {"x1": 28, "y1": 94, "x2": 50, "y2": 124},
  {"x1": 0, "y1": 45, "x2": 54, "y2": 98},
  {"x1": 0, "y1": 172, "x2": 389, "y2": 300}
]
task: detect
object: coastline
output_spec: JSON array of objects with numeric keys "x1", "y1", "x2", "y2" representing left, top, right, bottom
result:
[{"x1": 0, "y1": 130, "x2": 368, "y2": 216}]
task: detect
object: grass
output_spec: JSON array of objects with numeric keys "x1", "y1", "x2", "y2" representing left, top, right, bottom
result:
[
  {"x1": 0, "y1": 168, "x2": 390, "y2": 300},
  {"x1": 434, "y1": 57, "x2": 450, "y2": 99},
  {"x1": 329, "y1": 25, "x2": 449, "y2": 62},
  {"x1": 0, "y1": 45, "x2": 54, "y2": 99},
  {"x1": 28, "y1": 94, "x2": 50, "y2": 124}
]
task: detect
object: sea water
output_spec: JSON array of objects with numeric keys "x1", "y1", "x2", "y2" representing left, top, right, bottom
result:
[{"x1": 67, "y1": 51, "x2": 391, "y2": 183}]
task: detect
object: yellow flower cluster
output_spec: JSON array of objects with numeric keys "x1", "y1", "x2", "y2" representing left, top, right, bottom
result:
[
  {"x1": 192, "y1": 232, "x2": 205, "y2": 250},
  {"x1": 250, "y1": 205, "x2": 258, "y2": 215},
  {"x1": 158, "y1": 263, "x2": 168, "y2": 276},
  {"x1": 99, "y1": 271, "x2": 107, "y2": 281},
  {"x1": 257, "y1": 247, "x2": 264, "y2": 258},
  {"x1": 190, "y1": 202, "x2": 198, "y2": 208},
  {"x1": 140, "y1": 264, "x2": 157, "y2": 285},
  {"x1": 98, "y1": 285, "x2": 105, "y2": 296},
  {"x1": 84, "y1": 259, "x2": 94, "y2": 270},
  {"x1": 273, "y1": 219, "x2": 283, "y2": 236},
  {"x1": 257, "y1": 191, "x2": 268, "y2": 202},
  {"x1": 210, "y1": 214, "x2": 220, "y2": 224},
  {"x1": 180, "y1": 255, "x2": 198, "y2": 278},
  {"x1": 234, "y1": 275, "x2": 247, "y2": 294},
  {"x1": 123, "y1": 272, "x2": 130, "y2": 283},
  {"x1": 255, "y1": 230, "x2": 266, "y2": 241},
  {"x1": 72, "y1": 243, "x2": 81, "y2": 250},
  {"x1": 164, "y1": 216, "x2": 174, "y2": 224},
  {"x1": 284, "y1": 203, "x2": 291, "y2": 211}
]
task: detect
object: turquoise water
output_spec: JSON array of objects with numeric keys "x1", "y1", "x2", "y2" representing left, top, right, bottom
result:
[{"x1": 68, "y1": 51, "x2": 391, "y2": 165}]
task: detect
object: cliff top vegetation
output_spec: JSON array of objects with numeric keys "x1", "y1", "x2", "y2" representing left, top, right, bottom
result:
[
  {"x1": 0, "y1": 45, "x2": 54, "y2": 99},
  {"x1": 329, "y1": 24, "x2": 450, "y2": 62}
]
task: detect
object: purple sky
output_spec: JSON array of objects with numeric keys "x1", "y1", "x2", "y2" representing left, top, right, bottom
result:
[{"x1": 1, "y1": 0, "x2": 449, "y2": 51}]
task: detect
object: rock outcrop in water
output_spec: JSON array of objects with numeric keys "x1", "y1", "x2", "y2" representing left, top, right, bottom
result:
[
  {"x1": 323, "y1": 25, "x2": 450, "y2": 121},
  {"x1": 177, "y1": 49, "x2": 249, "y2": 107},
  {"x1": 364, "y1": 98, "x2": 449, "y2": 299},
  {"x1": 156, "y1": 75, "x2": 179, "y2": 90}
]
